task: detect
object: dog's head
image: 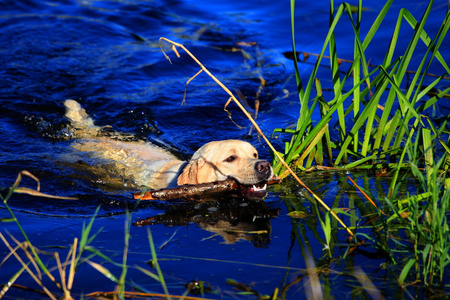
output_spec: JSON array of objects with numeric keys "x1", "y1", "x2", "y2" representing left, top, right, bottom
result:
[{"x1": 177, "y1": 140, "x2": 273, "y2": 197}]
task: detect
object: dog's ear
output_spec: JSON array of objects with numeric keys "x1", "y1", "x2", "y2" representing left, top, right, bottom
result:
[
  {"x1": 177, "y1": 157, "x2": 215, "y2": 185},
  {"x1": 177, "y1": 158, "x2": 201, "y2": 185}
]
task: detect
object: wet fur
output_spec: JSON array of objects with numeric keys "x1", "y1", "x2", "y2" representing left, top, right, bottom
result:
[{"x1": 64, "y1": 99, "x2": 273, "y2": 190}]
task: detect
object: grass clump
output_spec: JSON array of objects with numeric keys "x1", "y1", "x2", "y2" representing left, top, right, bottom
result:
[
  {"x1": 279, "y1": 0, "x2": 450, "y2": 293},
  {"x1": 387, "y1": 131, "x2": 450, "y2": 288},
  {"x1": 0, "y1": 171, "x2": 202, "y2": 299},
  {"x1": 273, "y1": 0, "x2": 450, "y2": 189}
]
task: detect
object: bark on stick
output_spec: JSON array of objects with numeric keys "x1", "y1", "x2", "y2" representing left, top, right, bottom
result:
[{"x1": 133, "y1": 178, "x2": 240, "y2": 200}]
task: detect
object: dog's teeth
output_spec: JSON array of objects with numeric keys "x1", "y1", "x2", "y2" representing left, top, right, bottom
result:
[{"x1": 251, "y1": 184, "x2": 267, "y2": 192}]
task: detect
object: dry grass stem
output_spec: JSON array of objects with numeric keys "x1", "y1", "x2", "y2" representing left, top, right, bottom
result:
[
  {"x1": 7, "y1": 233, "x2": 43, "y2": 281},
  {"x1": 67, "y1": 238, "x2": 78, "y2": 290},
  {"x1": 158, "y1": 37, "x2": 354, "y2": 237},
  {"x1": 11, "y1": 170, "x2": 78, "y2": 200},
  {"x1": 0, "y1": 266, "x2": 25, "y2": 298},
  {"x1": 13, "y1": 187, "x2": 78, "y2": 200},
  {"x1": 0, "y1": 233, "x2": 57, "y2": 300},
  {"x1": 84, "y1": 290, "x2": 215, "y2": 299},
  {"x1": 347, "y1": 176, "x2": 386, "y2": 216},
  {"x1": 182, "y1": 69, "x2": 203, "y2": 105}
]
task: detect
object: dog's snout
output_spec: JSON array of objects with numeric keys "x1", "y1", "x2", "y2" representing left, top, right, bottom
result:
[{"x1": 255, "y1": 160, "x2": 271, "y2": 175}]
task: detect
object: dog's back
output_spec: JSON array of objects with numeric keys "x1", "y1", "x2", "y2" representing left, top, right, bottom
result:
[{"x1": 64, "y1": 100, "x2": 185, "y2": 189}]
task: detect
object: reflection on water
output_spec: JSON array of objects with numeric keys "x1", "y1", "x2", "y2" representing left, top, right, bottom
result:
[{"x1": 134, "y1": 198, "x2": 280, "y2": 247}]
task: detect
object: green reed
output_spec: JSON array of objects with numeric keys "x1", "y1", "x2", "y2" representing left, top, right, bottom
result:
[
  {"x1": 385, "y1": 126, "x2": 450, "y2": 287},
  {"x1": 279, "y1": 0, "x2": 450, "y2": 293},
  {"x1": 273, "y1": 0, "x2": 450, "y2": 182}
]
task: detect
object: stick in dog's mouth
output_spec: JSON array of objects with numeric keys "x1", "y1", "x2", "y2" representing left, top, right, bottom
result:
[{"x1": 133, "y1": 175, "x2": 281, "y2": 201}]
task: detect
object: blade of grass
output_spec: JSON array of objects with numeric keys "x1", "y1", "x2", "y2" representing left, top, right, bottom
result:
[
  {"x1": 352, "y1": 1, "x2": 361, "y2": 155},
  {"x1": 417, "y1": 85, "x2": 450, "y2": 113},
  {"x1": 391, "y1": 2, "x2": 434, "y2": 148},
  {"x1": 0, "y1": 265, "x2": 27, "y2": 298},
  {"x1": 398, "y1": 258, "x2": 416, "y2": 286},
  {"x1": 423, "y1": 116, "x2": 450, "y2": 155},
  {"x1": 290, "y1": 0, "x2": 304, "y2": 99},
  {"x1": 117, "y1": 213, "x2": 131, "y2": 298},
  {"x1": 296, "y1": 124, "x2": 329, "y2": 167},
  {"x1": 147, "y1": 227, "x2": 172, "y2": 300},
  {"x1": 422, "y1": 128, "x2": 433, "y2": 183},
  {"x1": 402, "y1": 8, "x2": 450, "y2": 74},
  {"x1": 389, "y1": 117, "x2": 421, "y2": 195},
  {"x1": 329, "y1": 1, "x2": 346, "y2": 162},
  {"x1": 135, "y1": 265, "x2": 161, "y2": 282},
  {"x1": 295, "y1": 66, "x2": 383, "y2": 167},
  {"x1": 77, "y1": 206, "x2": 101, "y2": 259},
  {"x1": 86, "y1": 260, "x2": 119, "y2": 283},
  {"x1": 334, "y1": 73, "x2": 390, "y2": 165}
]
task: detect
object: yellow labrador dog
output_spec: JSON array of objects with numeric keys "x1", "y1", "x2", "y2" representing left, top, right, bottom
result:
[{"x1": 64, "y1": 100, "x2": 273, "y2": 196}]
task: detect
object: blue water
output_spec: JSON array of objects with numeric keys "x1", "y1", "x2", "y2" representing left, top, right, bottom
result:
[{"x1": 1, "y1": 0, "x2": 449, "y2": 299}]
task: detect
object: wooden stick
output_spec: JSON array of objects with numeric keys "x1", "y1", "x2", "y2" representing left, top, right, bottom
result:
[
  {"x1": 133, "y1": 178, "x2": 239, "y2": 201},
  {"x1": 134, "y1": 176, "x2": 281, "y2": 201}
]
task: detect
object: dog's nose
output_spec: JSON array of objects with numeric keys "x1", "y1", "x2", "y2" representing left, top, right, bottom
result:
[{"x1": 255, "y1": 161, "x2": 271, "y2": 175}]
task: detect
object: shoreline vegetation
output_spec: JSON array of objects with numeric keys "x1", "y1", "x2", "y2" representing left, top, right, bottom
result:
[
  {"x1": 1, "y1": 0, "x2": 449, "y2": 299},
  {"x1": 275, "y1": 0, "x2": 450, "y2": 296}
]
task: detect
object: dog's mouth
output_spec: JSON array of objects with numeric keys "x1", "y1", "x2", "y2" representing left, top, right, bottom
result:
[
  {"x1": 232, "y1": 174, "x2": 281, "y2": 199},
  {"x1": 238, "y1": 181, "x2": 269, "y2": 199}
]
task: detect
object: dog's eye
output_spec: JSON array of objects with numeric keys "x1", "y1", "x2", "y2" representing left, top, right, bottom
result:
[
  {"x1": 253, "y1": 153, "x2": 258, "y2": 159},
  {"x1": 224, "y1": 155, "x2": 236, "y2": 163}
]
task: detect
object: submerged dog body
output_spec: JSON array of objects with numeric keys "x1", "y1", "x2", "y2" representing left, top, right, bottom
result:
[
  {"x1": 64, "y1": 100, "x2": 273, "y2": 192},
  {"x1": 71, "y1": 137, "x2": 186, "y2": 188}
]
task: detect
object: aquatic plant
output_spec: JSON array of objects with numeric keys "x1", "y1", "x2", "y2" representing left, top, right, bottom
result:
[
  {"x1": 1, "y1": 171, "x2": 79, "y2": 299},
  {"x1": 340, "y1": 129, "x2": 450, "y2": 292},
  {"x1": 276, "y1": 0, "x2": 450, "y2": 294},
  {"x1": 0, "y1": 171, "x2": 200, "y2": 299},
  {"x1": 158, "y1": 15, "x2": 450, "y2": 292},
  {"x1": 273, "y1": 0, "x2": 450, "y2": 186},
  {"x1": 386, "y1": 127, "x2": 450, "y2": 288}
]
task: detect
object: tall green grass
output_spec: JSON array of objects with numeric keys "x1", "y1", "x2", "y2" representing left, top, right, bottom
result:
[
  {"x1": 386, "y1": 126, "x2": 450, "y2": 287},
  {"x1": 279, "y1": 0, "x2": 450, "y2": 291},
  {"x1": 273, "y1": 0, "x2": 450, "y2": 190}
]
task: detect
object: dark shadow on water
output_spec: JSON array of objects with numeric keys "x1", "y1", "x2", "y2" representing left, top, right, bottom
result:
[{"x1": 134, "y1": 197, "x2": 281, "y2": 247}]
